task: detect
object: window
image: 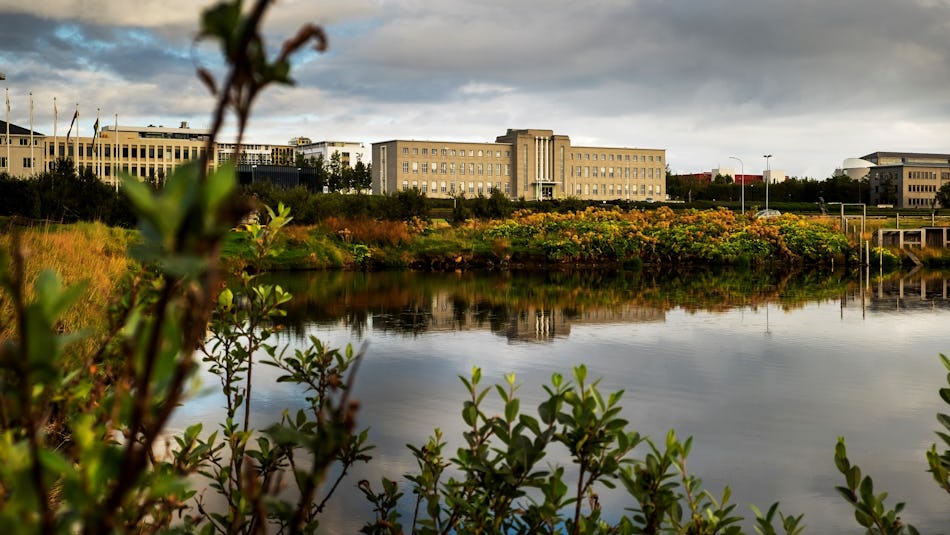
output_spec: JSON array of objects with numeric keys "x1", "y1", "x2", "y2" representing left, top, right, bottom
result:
[
  {"x1": 477, "y1": 163, "x2": 484, "y2": 175},
  {"x1": 22, "y1": 157, "x2": 32, "y2": 168},
  {"x1": 19, "y1": 138, "x2": 28, "y2": 146},
  {"x1": 592, "y1": 167, "x2": 599, "y2": 177},
  {"x1": 468, "y1": 181, "x2": 474, "y2": 193},
  {"x1": 422, "y1": 162, "x2": 428, "y2": 174},
  {"x1": 422, "y1": 148, "x2": 428, "y2": 155},
  {"x1": 413, "y1": 147, "x2": 419, "y2": 155},
  {"x1": 157, "y1": 147, "x2": 163, "y2": 159},
  {"x1": 440, "y1": 162, "x2": 447, "y2": 174},
  {"x1": 402, "y1": 147, "x2": 409, "y2": 155},
  {"x1": 441, "y1": 148, "x2": 447, "y2": 156},
  {"x1": 487, "y1": 163, "x2": 492, "y2": 176},
  {"x1": 505, "y1": 164, "x2": 510, "y2": 176},
  {"x1": 412, "y1": 162, "x2": 419, "y2": 173},
  {"x1": 131, "y1": 147, "x2": 137, "y2": 158},
  {"x1": 450, "y1": 149, "x2": 456, "y2": 156},
  {"x1": 450, "y1": 182, "x2": 456, "y2": 193},
  {"x1": 402, "y1": 161, "x2": 409, "y2": 173},
  {"x1": 505, "y1": 182, "x2": 510, "y2": 194},
  {"x1": 459, "y1": 162, "x2": 466, "y2": 175},
  {"x1": 450, "y1": 163, "x2": 456, "y2": 174},
  {"x1": 441, "y1": 181, "x2": 447, "y2": 193},
  {"x1": 592, "y1": 154, "x2": 598, "y2": 161},
  {"x1": 478, "y1": 150, "x2": 484, "y2": 157}
]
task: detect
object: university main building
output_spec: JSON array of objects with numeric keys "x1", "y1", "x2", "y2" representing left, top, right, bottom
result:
[{"x1": 372, "y1": 128, "x2": 666, "y2": 201}]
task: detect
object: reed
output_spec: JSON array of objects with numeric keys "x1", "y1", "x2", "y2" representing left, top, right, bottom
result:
[{"x1": 0, "y1": 222, "x2": 137, "y2": 341}]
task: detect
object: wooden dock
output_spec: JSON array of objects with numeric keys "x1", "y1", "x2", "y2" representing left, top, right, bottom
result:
[{"x1": 876, "y1": 227, "x2": 950, "y2": 248}]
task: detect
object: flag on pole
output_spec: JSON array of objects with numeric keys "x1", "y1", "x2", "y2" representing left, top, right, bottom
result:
[
  {"x1": 65, "y1": 107, "x2": 79, "y2": 146},
  {"x1": 92, "y1": 108, "x2": 100, "y2": 177}
]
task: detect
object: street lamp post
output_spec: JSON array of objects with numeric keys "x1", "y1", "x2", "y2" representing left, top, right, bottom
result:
[
  {"x1": 763, "y1": 154, "x2": 772, "y2": 212},
  {"x1": 251, "y1": 164, "x2": 258, "y2": 184},
  {"x1": 729, "y1": 156, "x2": 744, "y2": 214}
]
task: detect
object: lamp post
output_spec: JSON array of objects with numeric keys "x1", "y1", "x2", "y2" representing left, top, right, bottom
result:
[
  {"x1": 729, "y1": 156, "x2": 744, "y2": 214},
  {"x1": 251, "y1": 164, "x2": 257, "y2": 184},
  {"x1": 763, "y1": 154, "x2": 772, "y2": 212}
]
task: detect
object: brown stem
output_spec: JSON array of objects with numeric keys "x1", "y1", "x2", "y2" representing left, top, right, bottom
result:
[{"x1": 9, "y1": 234, "x2": 54, "y2": 531}]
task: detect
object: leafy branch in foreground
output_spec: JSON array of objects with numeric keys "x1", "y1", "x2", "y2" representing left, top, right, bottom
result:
[{"x1": 361, "y1": 366, "x2": 801, "y2": 535}]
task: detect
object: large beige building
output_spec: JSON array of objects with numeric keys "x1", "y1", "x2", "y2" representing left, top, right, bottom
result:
[
  {"x1": 862, "y1": 152, "x2": 950, "y2": 209},
  {"x1": 372, "y1": 128, "x2": 666, "y2": 201},
  {"x1": 40, "y1": 123, "x2": 213, "y2": 186}
]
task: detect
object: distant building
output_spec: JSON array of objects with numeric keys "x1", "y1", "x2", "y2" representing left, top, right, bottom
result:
[
  {"x1": 679, "y1": 170, "x2": 763, "y2": 185},
  {"x1": 857, "y1": 152, "x2": 950, "y2": 208},
  {"x1": 294, "y1": 140, "x2": 367, "y2": 168},
  {"x1": 763, "y1": 169, "x2": 786, "y2": 184},
  {"x1": 45, "y1": 122, "x2": 213, "y2": 186},
  {"x1": 216, "y1": 141, "x2": 295, "y2": 166},
  {"x1": 0, "y1": 120, "x2": 43, "y2": 177},
  {"x1": 372, "y1": 128, "x2": 666, "y2": 201}
]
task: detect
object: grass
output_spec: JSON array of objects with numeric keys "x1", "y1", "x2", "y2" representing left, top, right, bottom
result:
[{"x1": 0, "y1": 221, "x2": 138, "y2": 343}]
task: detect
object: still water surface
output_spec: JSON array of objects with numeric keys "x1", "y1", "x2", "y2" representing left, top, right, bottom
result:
[{"x1": 173, "y1": 268, "x2": 950, "y2": 533}]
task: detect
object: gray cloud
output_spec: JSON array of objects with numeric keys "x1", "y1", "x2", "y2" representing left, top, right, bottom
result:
[{"x1": 2, "y1": 0, "x2": 950, "y2": 177}]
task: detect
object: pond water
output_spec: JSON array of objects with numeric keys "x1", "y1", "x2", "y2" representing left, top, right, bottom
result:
[{"x1": 171, "y1": 268, "x2": 950, "y2": 533}]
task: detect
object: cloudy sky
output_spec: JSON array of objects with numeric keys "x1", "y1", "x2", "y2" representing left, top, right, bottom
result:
[{"x1": 1, "y1": 0, "x2": 949, "y2": 178}]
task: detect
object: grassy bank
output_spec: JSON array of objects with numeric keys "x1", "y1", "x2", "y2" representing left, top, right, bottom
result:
[
  {"x1": 246, "y1": 207, "x2": 856, "y2": 271},
  {"x1": 0, "y1": 221, "x2": 138, "y2": 343}
]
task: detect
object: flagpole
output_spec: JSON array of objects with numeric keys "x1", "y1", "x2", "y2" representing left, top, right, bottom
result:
[
  {"x1": 74, "y1": 103, "x2": 79, "y2": 172},
  {"x1": 5, "y1": 88, "x2": 9, "y2": 174},
  {"x1": 113, "y1": 113, "x2": 118, "y2": 192},
  {"x1": 29, "y1": 92, "x2": 34, "y2": 174},
  {"x1": 53, "y1": 97, "x2": 58, "y2": 170},
  {"x1": 94, "y1": 107, "x2": 100, "y2": 178}
]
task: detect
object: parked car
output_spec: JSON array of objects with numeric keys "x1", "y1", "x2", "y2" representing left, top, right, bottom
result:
[{"x1": 755, "y1": 209, "x2": 782, "y2": 218}]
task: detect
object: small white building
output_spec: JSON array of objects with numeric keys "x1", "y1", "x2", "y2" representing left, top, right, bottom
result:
[
  {"x1": 294, "y1": 140, "x2": 368, "y2": 168},
  {"x1": 763, "y1": 169, "x2": 786, "y2": 184}
]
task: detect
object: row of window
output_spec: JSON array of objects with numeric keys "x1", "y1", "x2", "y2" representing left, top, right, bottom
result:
[
  {"x1": 402, "y1": 180, "x2": 510, "y2": 195},
  {"x1": 573, "y1": 166, "x2": 663, "y2": 179},
  {"x1": 909, "y1": 184, "x2": 937, "y2": 193},
  {"x1": 402, "y1": 161, "x2": 511, "y2": 176},
  {"x1": 47, "y1": 142, "x2": 206, "y2": 161},
  {"x1": 0, "y1": 157, "x2": 36, "y2": 168},
  {"x1": 574, "y1": 183, "x2": 660, "y2": 196},
  {"x1": 908, "y1": 171, "x2": 938, "y2": 179},
  {"x1": 906, "y1": 197, "x2": 936, "y2": 206},
  {"x1": 572, "y1": 152, "x2": 661, "y2": 163},
  {"x1": 402, "y1": 147, "x2": 511, "y2": 158},
  {"x1": 18, "y1": 138, "x2": 40, "y2": 146},
  {"x1": 396, "y1": 179, "x2": 661, "y2": 198}
]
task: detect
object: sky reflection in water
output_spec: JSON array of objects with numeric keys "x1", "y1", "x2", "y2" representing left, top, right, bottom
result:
[{"x1": 172, "y1": 269, "x2": 950, "y2": 533}]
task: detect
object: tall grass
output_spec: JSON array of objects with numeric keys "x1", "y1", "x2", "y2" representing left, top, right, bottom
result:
[{"x1": 0, "y1": 222, "x2": 137, "y2": 341}]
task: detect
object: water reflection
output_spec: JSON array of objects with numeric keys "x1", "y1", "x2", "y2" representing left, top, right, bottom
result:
[
  {"x1": 181, "y1": 268, "x2": 950, "y2": 533},
  {"x1": 263, "y1": 268, "x2": 855, "y2": 342}
]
